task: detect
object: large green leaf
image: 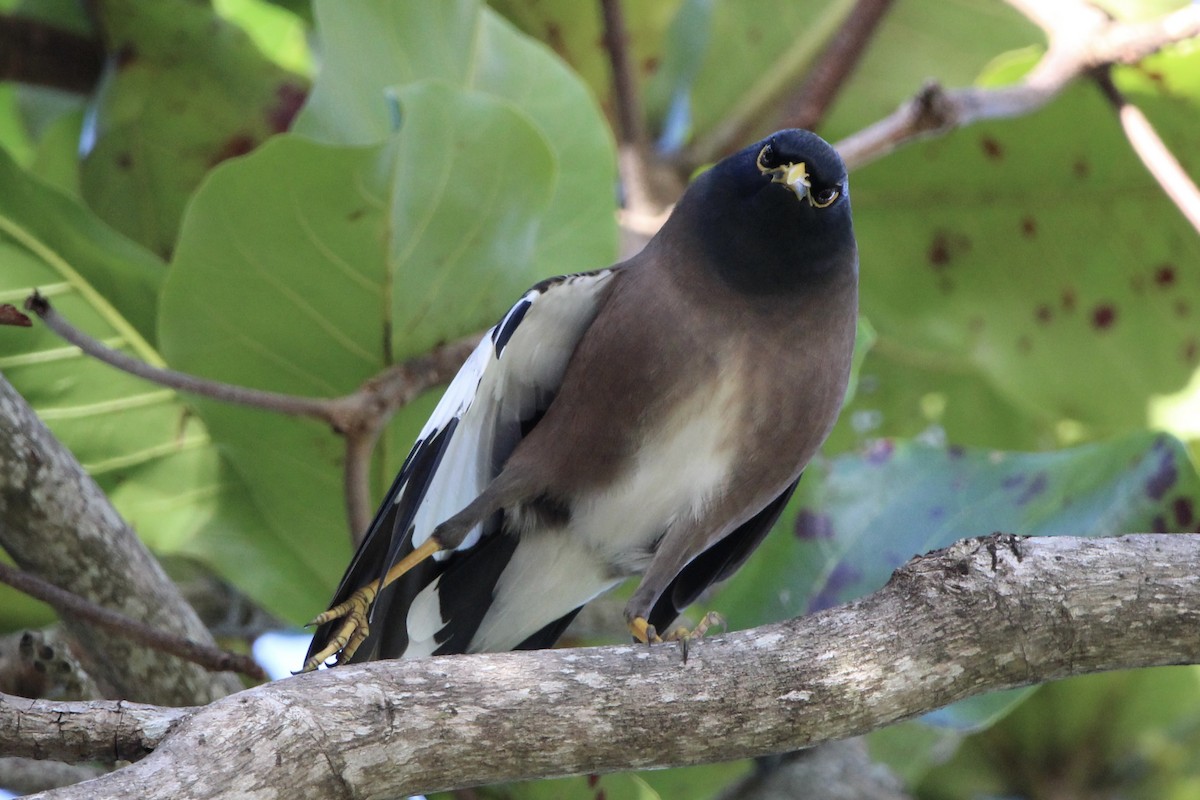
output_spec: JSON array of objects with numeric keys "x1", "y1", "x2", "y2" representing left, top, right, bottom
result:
[
  {"x1": 850, "y1": 48, "x2": 1200, "y2": 447},
  {"x1": 80, "y1": 0, "x2": 309, "y2": 257},
  {"x1": 159, "y1": 84, "x2": 558, "y2": 618},
  {"x1": 490, "y1": 0, "x2": 683, "y2": 128},
  {"x1": 0, "y1": 146, "x2": 160, "y2": 342},
  {"x1": 296, "y1": 0, "x2": 617, "y2": 277},
  {"x1": 917, "y1": 666, "x2": 1200, "y2": 798},
  {"x1": 821, "y1": 0, "x2": 1040, "y2": 139},
  {"x1": 0, "y1": 85, "x2": 34, "y2": 165},
  {"x1": 635, "y1": 0, "x2": 1038, "y2": 153},
  {"x1": 716, "y1": 433, "x2": 1199, "y2": 630},
  {"x1": 708, "y1": 433, "x2": 1200, "y2": 731},
  {"x1": 667, "y1": 0, "x2": 857, "y2": 149},
  {"x1": 0, "y1": 147, "x2": 309, "y2": 625},
  {"x1": 212, "y1": 0, "x2": 315, "y2": 76}
]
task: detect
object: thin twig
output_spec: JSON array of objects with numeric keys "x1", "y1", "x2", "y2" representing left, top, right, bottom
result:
[
  {"x1": 25, "y1": 292, "x2": 480, "y2": 543},
  {"x1": 781, "y1": 0, "x2": 897, "y2": 132},
  {"x1": 0, "y1": 562, "x2": 266, "y2": 681},
  {"x1": 25, "y1": 293, "x2": 335, "y2": 422},
  {"x1": 0, "y1": 14, "x2": 103, "y2": 94},
  {"x1": 1095, "y1": 69, "x2": 1200, "y2": 236},
  {"x1": 687, "y1": 1, "x2": 855, "y2": 166},
  {"x1": 344, "y1": 429, "x2": 380, "y2": 543},
  {"x1": 834, "y1": 2, "x2": 1200, "y2": 170},
  {"x1": 599, "y1": 0, "x2": 644, "y2": 152},
  {"x1": 599, "y1": 0, "x2": 669, "y2": 216}
]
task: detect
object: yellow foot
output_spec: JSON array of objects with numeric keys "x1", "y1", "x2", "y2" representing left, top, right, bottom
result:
[
  {"x1": 628, "y1": 616, "x2": 662, "y2": 645},
  {"x1": 665, "y1": 611, "x2": 726, "y2": 662},
  {"x1": 300, "y1": 538, "x2": 443, "y2": 672},
  {"x1": 628, "y1": 611, "x2": 726, "y2": 662},
  {"x1": 300, "y1": 586, "x2": 377, "y2": 672}
]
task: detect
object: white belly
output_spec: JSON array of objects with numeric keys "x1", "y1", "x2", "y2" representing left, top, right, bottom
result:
[{"x1": 468, "y1": 376, "x2": 742, "y2": 652}]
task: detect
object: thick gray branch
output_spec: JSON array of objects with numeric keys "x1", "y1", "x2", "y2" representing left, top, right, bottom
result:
[
  {"x1": 0, "y1": 375, "x2": 241, "y2": 705},
  {"x1": 0, "y1": 693, "x2": 188, "y2": 763},
  {"x1": 13, "y1": 533, "x2": 1200, "y2": 799}
]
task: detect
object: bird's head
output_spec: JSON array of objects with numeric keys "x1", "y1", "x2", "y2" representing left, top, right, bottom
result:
[{"x1": 665, "y1": 129, "x2": 856, "y2": 296}]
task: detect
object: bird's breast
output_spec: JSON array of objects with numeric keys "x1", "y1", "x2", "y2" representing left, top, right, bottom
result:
[{"x1": 567, "y1": 370, "x2": 745, "y2": 575}]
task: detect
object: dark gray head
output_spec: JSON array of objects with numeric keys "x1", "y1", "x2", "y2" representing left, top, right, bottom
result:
[{"x1": 663, "y1": 129, "x2": 857, "y2": 295}]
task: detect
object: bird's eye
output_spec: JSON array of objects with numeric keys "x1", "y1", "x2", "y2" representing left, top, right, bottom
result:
[
  {"x1": 756, "y1": 143, "x2": 779, "y2": 172},
  {"x1": 810, "y1": 186, "x2": 840, "y2": 208}
]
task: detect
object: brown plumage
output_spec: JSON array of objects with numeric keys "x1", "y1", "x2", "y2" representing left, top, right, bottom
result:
[{"x1": 304, "y1": 128, "x2": 857, "y2": 670}]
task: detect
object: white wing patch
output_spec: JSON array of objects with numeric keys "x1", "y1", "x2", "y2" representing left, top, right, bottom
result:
[
  {"x1": 379, "y1": 270, "x2": 617, "y2": 651},
  {"x1": 404, "y1": 270, "x2": 616, "y2": 556}
]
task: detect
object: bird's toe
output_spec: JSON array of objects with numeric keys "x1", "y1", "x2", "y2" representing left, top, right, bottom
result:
[
  {"x1": 300, "y1": 587, "x2": 377, "y2": 672},
  {"x1": 664, "y1": 611, "x2": 726, "y2": 663},
  {"x1": 628, "y1": 616, "x2": 662, "y2": 645}
]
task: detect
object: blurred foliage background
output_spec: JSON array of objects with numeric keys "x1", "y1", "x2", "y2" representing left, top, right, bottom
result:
[{"x1": 1, "y1": 0, "x2": 1199, "y2": 797}]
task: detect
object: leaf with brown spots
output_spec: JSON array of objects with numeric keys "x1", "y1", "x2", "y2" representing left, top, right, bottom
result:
[{"x1": 710, "y1": 433, "x2": 1200, "y2": 729}]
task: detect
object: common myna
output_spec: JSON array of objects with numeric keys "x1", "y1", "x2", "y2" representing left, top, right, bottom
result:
[{"x1": 303, "y1": 128, "x2": 857, "y2": 669}]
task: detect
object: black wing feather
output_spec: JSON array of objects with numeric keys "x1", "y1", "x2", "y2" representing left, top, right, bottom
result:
[{"x1": 647, "y1": 476, "x2": 801, "y2": 632}]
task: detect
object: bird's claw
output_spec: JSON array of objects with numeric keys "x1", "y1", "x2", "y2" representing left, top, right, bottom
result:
[
  {"x1": 665, "y1": 611, "x2": 726, "y2": 663},
  {"x1": 628, "y1": 616, "x2": 662, "y2": 645},
  {"x1": 300, "y1": 585, "x2": 378, "y2": 672},
  {"x1": 628, "y1": 611, "x2": 726, "y2": 662}
]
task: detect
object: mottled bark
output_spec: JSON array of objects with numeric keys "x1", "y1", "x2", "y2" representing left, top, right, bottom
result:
[
  {"x1": 7, "y1": 533, "x2": 1198, "y2": 799},
  {"x1": 0, "y1": 376, "x2": 241, "y2": 705}
]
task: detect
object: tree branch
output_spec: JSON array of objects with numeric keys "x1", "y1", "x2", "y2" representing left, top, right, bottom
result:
[
  {"x1": 0, "y1": 15, "x2": 103, "y2": 94},
  {"x1": 599, "y1": 0, "x2": 678, "y2": 227},
  {"x1": 0, "y1": 757, "x2": 106, "y2": 795},
  {"x1": 23, "y1": 293, "x2": 480, "y2": 543},
  {"x1": 1094, "y1": 69, "x2": 1200, "y2": 236},
  {"x1": 834, "y1": 2, "x2": 1200, "y2": 170},
  {"x1": 0, "y1": 563, "x2": 265, "y2": 681},
  {"x1": 0, "y1": 692, "x2": 190, "y2": 763},
  {"x1": 780, "y1": 0, "x2": 897, "y2": 132},
  {"x1": 25, "y1": 293, "x2": 335, "y2": 423},
  {"x1": 11, "y1": 533, "x2": 1200, "y2": 798},
  {"x1": 0, "y1": 374, "x2": 242, "y2": 705}
]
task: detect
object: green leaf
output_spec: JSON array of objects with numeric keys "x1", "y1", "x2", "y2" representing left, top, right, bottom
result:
[
  {"x1": 0, "y1": 147, "x2": 305, "y2": 625},
  {"x1": 716, "y1": 433, "x2": 1199, "y2": 630},
  {"x1": 0, "y1": 146, "x2": 161, "y2": 339},
  {"x1": 212, "y1": 0, "x2": 314, "y2": 76},
  {"x1": 296, "y1": 0, "x2": 617, "y2": 277},
  {"x1": 708, "y1": 433, "x2": 1200, "y2": 730},
  {"x1": 918, "y1": 667, "x2": 1200, "y2": 798},
  {"x1": 0, "y1": 86, "x2": 34, "y2": 165},
  {"x1": 11, "y1": 0, "x2": 92, "y2": 34},
  {"x1": 851, "y1": 48, "x2": 1200, "y2": 446},
  {"x1": 0, "y1": 551, "x2": 56, "y2": 632},
  {"x1": 674, "y1": 0, "x2": 857, "y2": 149},
  {"x1": 821, "y1": 0, "x2": 1040, "y2": 139},
  {"x1": 159, "y1": 84, "x2": 558, "y2": 618},
  {"x1": 491, "y1": 0, "x2": 683, "y2": 128},
  {"x1": 80, "y1": 0, "x2": 309, "y2": 257}
]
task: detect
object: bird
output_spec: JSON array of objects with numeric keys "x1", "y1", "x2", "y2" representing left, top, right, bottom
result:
[{"x1": 302, "y1": 128, "x2": 858, "y2": 671}]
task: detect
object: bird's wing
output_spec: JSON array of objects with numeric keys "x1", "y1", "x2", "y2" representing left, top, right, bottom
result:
[
  {"x1": 306, "y1": 268, "x2": 618, "y2": 663},
  {"x1": 646, "y1": 477, "x2": 801, "y2": 633}
]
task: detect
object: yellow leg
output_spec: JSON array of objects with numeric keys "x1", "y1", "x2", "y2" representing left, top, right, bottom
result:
[
  {"x1": 666, "y1": 611, "x2": 725, "y2": 662},
  {"x1": 664, "y1": 610, "x2": 726, "y2": 643},
  {"x1": 301, "y1": 539, "x2": 442, "y2": 672},
  {"x1": 628, "y1": 616, "x2": 662, "y2": 645},
  {"x1": 628, "y1": 611, "x2": 726, "y2": 662}
]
